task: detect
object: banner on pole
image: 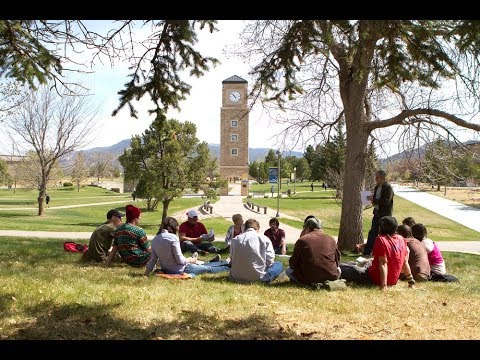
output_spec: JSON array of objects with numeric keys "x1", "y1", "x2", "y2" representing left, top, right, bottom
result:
[{"x1": 268, "y1": 167, "x2": 278, "y2": 183}]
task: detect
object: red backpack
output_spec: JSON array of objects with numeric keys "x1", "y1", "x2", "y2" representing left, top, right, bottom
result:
[{"x1": 63, "y1": 241, "x2": 88, "y2": 253}]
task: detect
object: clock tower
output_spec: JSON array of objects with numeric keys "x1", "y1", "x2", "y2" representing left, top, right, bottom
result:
[{"x1": 220, "y1": 75, "x2": 249, "y2": 184}]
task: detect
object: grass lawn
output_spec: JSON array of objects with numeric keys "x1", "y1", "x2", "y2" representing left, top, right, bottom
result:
[
  {"x1": 0, "y1": 235, "x2": 478, "y2": 340},
  {"x1": 249, "y1": 181, "x2": 325, "y2": 195},
  {"x1": 0, "y1": 187, "x2": 206, "y2": 233},
  {"x1": 0, "y1": 186, "x2": 129, "y2": 208},
  {"x1": 244, "y1": 191, "x2": 480, "y2": 241},
  {"x1": 201, "y1": 217, "x2": 233, "y2": 238}
]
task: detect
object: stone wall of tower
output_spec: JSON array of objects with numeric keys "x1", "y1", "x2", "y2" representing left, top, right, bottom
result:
[{"x1": 219, "y1": 80, "x2": 249, "y2": 180}]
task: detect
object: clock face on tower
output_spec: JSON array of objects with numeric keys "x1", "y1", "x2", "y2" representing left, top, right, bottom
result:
[{"x1": 229, "y1": 91, "x2": 241, "y2": 103}]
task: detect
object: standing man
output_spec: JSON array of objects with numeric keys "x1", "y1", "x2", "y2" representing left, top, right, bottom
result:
[
  {"x1": 229, "y1": 218, "x2": 283, "y2": 284},
  {"x1": 45, "y1": 194, "x2": 50, "y2": 208},
  {"x1": 107, "y1": 204, "x2": 151, "y2": 267},
  {"x1": 363, "y1": 169, "x2": 394, "y2": 256},
  {"x1": 179, "y1": 210, "x2": 229, "y2": 255},
  {"x1": 286, "y1": 217, "x2": 340, "y2": 286},
  {"x1": 82, "y1": 209, "x2": 124, "y2": 263},
  {"x1": 270, "y1": 185, "x2": 275, "y2": 197},
  {"x1": 310, "y1": 183, "x2": 314, "y2": 192}
]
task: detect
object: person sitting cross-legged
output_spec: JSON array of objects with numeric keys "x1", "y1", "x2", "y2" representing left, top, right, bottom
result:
[
  {"x1": 229, "y1": 218, "x2": 284, "y2": 284},
  {"x1": 411, "y1": 223, "x2": 446, "y2": 276},
  {"x1": 264, "y1": 218, "x2": 287, "y2": 255},
  {"x1": 225, "y1": 214, "x2": 245, "y2": 246},
  {"x1": 179, "y1": 210, "x2": 229, "y2": 255},
  {"x1": 339, "y1": 216, "x2": 415, "y2": 291},
  {"x1": 106, "y1": 204, "x2": 151, "y2": 267},
  {"x1": 82, "y1": 209, "x2": 124, "y2": 263},
  {"x1": 397, "y1": 224, "x2": 430, "y2": 282},
  {"x1": 144, "y1": 217, "x2": 230, "y2": 277},
  {"x1": 286, "y1": 217, "x2": 341, "y2": 286}
]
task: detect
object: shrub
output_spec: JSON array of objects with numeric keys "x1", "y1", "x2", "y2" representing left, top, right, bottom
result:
[
  {"x1": 264, "y1": 195, "x2": 269, "y2": 198},
  {"x1": 111, "y1": 188, "x2": 120, "y2": 193},
  {"x1": 63, "y1": 182, "x2": 73, "y2": 187}
]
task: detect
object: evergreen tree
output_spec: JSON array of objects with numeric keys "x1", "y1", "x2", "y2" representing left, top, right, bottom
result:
[
  {"x1": 0, "y1": 20, "x2": 218, "y2": 115},
  {"x1": 264, "y1": 149, "x2": 277, "y2": 165},
  {"x1": 295, "y1": 157, "x2": 311, "y2": 181},
  {"x1": 119, "y1": 112, "x2": 210, "y2": 220}
]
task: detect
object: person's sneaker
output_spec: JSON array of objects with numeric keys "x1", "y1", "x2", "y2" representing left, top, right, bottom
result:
[
  {"x1": 192, "y1": 252, "x2": 199, "y2": 260},
  {"x1": 209, "y1": 254, "x2": 221, "y2": 263},
  {"x1": 218, "y1": 245, "x2": 230, "y2": 254}
]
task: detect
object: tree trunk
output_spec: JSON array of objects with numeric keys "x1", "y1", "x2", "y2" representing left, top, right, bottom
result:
[
  {"x1": 337, "y1": 114, "x2": 369, "y2": 251},
  {"x1": 437, "y1": 184, "x2": 441, "y2": 191},
  {"x1": 161, "y1": 200, "x2": 171, "y2": 221},
  {"x1": 38, "y1": 186, "x2": 46, "y2": 216}
]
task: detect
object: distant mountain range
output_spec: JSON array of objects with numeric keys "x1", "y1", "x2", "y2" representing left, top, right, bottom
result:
[
  {"x1": 380, "y1": 139, "x2": 480, "y2": 165},
  {"x1": 61, "y1": 139, "x2": 304, "y2": 166}
]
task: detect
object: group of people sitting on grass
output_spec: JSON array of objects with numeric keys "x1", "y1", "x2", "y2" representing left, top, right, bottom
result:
[{"x1": 81, "y1": 204, "x2": 453, "y2": 288}]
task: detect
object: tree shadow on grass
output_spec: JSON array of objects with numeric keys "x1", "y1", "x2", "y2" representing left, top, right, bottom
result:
[
  {"x1": 0, "y1": 212, "x2": 37, "y2": 218},
  {"x1": 0, "y1": 200, "x2": 37, "y2": 206},
  {"x1": 65, "y1": 222, "x2": 99, "y2": 228},
  {"x1": 0, "y1": 293, "x2": 17, "y2": 315},
  {"x1": 9, "y1": 301, "x2": 301, "y2": 340}
]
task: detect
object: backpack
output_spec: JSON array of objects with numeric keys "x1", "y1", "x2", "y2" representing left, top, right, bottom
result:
[{"x1": 63, "y1": 241, "x2": 88, "y2": 253}]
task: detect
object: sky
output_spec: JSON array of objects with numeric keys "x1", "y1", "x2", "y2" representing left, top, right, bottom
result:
[{"x1": 77, "y1": 20, "x2": 285, "y2": 152}]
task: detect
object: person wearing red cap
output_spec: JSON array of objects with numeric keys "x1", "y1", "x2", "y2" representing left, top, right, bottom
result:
[
  {"x1": 178, "y1": 209, "x2": 229, "y2": 255},
  {"x1": 106, "y1": 204, "x2": 151, "y2": 267}
]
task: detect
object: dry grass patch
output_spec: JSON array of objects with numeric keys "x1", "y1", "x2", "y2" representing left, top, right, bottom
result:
[{"x1": 419, "y1": 185, "x2": 480, "y2": 209}]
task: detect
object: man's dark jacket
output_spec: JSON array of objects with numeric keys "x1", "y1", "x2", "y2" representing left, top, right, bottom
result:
[{"x1": 372, "y1": 181, "x2": 394, "y2": 218}]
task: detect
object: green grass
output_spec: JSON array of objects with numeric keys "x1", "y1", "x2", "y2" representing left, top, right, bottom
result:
[
  {"x1": 249, "y1": 181, "x2": 324, "y2": 194},
  {"x1": 201, "y1": 217, "x2": 233, "y2": 238},
  {"x1": 0, "y1": 235, "x2": 479, "y2": 340},
  {"x1": 0, "y1": 187, "x2": 206, "y2": 233},
  {"x1": 244, "y1": 191, "x2": 480, "y2": 241},
  {"x1": 0, "y1": 186, "x2": 129, "y2": 208}
]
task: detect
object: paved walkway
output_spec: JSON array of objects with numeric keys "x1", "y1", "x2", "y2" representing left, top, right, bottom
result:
[
  {"x1": 393, "y1": 184, "x2": 480, "y2": 233},
  {"x1": 393, "y1": 184, "x2": 480, "y2": 255}
]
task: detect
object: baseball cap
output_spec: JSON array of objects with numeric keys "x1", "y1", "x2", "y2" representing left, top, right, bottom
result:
[
  {"x1": 304, "y1": 217, "x2": 322, "y2": 229},
  {"x1": 107, "y1": 209, "x2": 125, "y2": 219},
  {"x1": 187, "y1": 209, "x2": 199, "y2": 218}
]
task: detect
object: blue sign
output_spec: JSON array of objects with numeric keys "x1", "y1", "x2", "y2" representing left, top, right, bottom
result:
[{"x1": 268, "y1": 167, "x2": 278, "y2": 183}]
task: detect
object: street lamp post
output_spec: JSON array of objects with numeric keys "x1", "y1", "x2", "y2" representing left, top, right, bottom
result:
[
  {"x1": 276, "y1": 150, "x2": 281, "y2": 217},
  {"x1": 293, "y1": 166, "x2": 296, "y2": 194}
]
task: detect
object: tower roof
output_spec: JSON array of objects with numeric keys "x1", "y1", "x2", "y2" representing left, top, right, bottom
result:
[{"x1": 222, "y1": 75, "x2": 248, "y2": 84}]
